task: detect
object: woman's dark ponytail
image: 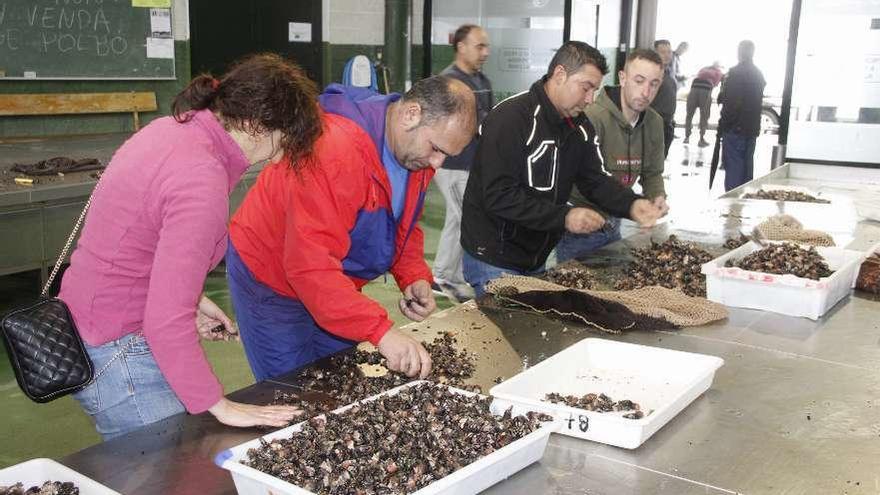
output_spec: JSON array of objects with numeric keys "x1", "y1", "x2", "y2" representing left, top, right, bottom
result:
[{"x1": 172, "y1": 74, "x2": 220, "y2": 123}]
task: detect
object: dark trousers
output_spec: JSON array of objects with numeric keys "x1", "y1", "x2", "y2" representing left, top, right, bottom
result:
[
  {"x1": 722, "y1": 131, "x2": 757, "y2": 191},
  {"x1": 662, "y1": 119, "x2": 674, "y2": 156},
  {"x1": 685, "y1": 86, "x2": 712, "y2": 139}
]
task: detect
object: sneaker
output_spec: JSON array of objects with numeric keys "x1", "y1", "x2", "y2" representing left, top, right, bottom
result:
[
  {"x1": 683, "y1": 136, "x2": 690, "y2": 144},
  {"x1": 698, "y1": 138, "x2": 710, "y2": 147},
  {"x1": 432, "y1": 279, "x2": 474, "y2": 303},
  {"x1": 430, "y1": 282, "x2": 448, "y2": 298}
]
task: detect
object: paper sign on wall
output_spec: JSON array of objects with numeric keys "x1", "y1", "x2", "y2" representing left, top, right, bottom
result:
[
  {"x1": 288, "y1": 22, "x2": 312, "y2": 43},
  {"x1": 150, "y1": 9, "x2": 172, "y2": 38},
  {"x1": 146, "y1": 37, "x2": 174, "y2": 59},
  {"x1": 133, "y1": 0, "x2": 171, "y2": 7}
]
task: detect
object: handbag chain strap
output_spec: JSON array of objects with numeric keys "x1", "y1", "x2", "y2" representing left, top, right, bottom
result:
[
  {"x1": 90, "y1": 333, "x2": 141, "y2": 383},
  {"x1": 41, "y1": 176, "x2": 101, "y2": 297},
  {"x1": 37, "y1": 174, "x2": 136, "y2": 383}
]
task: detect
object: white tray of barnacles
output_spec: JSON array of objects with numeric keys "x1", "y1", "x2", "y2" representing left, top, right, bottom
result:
[
  {"x1": 490, "y1": 338, "x2": 724, "y2": 449},
  {"x1": 701, "y1": 240, "x2": 866, "y2": 319},
  {"x1": 215, "y1": 380, "x2": 555, "y2": 495}
]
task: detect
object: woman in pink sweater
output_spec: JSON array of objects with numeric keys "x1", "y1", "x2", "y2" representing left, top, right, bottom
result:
[{"x1": 58, "y1": 53, "x2": 323, "y2": 440}]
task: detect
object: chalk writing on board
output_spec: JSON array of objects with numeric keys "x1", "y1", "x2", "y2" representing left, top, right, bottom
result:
[{"x1": 0, "y1": 2, "x2": 130, "y2": 57}]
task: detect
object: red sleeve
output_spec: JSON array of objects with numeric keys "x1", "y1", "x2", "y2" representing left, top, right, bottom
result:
[{"x1": 281, "y1": 136, "x2": 393, "y2": 346}]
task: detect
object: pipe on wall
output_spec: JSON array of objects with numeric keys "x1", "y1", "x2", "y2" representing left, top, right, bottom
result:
[{"x1": 384, "y1": 0, "x2": 410, "y2": 93}]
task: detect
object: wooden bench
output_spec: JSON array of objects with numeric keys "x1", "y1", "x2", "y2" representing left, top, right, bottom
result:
[{"x1": 0, "y1": 91, "x2": 157, "y2": 131}]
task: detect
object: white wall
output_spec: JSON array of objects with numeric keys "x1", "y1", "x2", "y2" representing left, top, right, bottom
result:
[
  {"x1": 325, "y1": 0, "x2": 385, "y2": 45},
  {"x1": 173, "y1": 0, "x2": 189, "y2": 40}
]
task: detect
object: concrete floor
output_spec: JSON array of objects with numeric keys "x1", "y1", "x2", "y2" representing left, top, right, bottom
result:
[{"x1": 0, "y1": 131, "x2": 777, "y2": 468}]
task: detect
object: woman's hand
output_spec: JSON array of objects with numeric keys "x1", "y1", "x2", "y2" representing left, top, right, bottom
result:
[
  {"x1": 196, "y1": 295, "x2": 239, "y2": 341},
  {"x1": 208, "y1": 397, "x2": 302, "y2": 428}
]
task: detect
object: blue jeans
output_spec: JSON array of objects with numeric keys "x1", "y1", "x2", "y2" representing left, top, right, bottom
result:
[
  {"x1": 462, "y1": 250, "x2": 545, "y2": 298},
  {"x1": 722, "y1": 131, "x2": 757, "y2": 191},
  {"x1": 73, "y1": 333, "x2": 185, "y2": 441},
  {"x1": 226, "y1": 243, "x2": 356, "y2": 382},
  {"x1": 555, "y1": 217, "x2": 622, "y2": 263}
]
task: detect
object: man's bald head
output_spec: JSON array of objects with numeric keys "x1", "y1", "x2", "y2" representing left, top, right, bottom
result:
[{"x1": 401, "y1": 75, "x2": 476, "y2": 131}]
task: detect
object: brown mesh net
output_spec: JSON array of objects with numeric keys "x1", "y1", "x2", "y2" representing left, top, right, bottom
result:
[
  {"x1": 487, "y1": 275, "x2": 728, "y2": 328},
  {"x1": 755, "y1": 214, "x2": 835, "y2": 247}
]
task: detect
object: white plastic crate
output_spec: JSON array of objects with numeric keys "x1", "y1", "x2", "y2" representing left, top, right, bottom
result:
[
  {"x1": 740, "y1": 183, "x2": 828, "y2": 201},
  {"x1": 0, "y1": 458, "x2": 120, "y2": 495},
  {"x1": 701, "y1": 241, "x2": 866, "y2": 319},
  {"x1": 215, "y1": 381, "x2": 555, "y2": 495},
  {"x1": 489, "y1": 339, "x2": 724, "y2": 449}
]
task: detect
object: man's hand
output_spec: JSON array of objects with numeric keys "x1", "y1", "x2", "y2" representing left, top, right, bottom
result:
[
  {"x1": 399, "y1": 280, "x2": 436, "y2": 322},
  {"x1": 629, "y1": 199, "x2": 664, "y2": 227},
  {"x1": 196, "y1": 295, "x2": 239, "y2": 341},
  {"x1": 377, "y1": 329, "x2": 432, "y2": 379},
  {"x1": 564, "y1": 207, "x2": 606, "y2": 234},
  {"x1": 652, "y1": 196, "x2": 670, "y2": 217}
]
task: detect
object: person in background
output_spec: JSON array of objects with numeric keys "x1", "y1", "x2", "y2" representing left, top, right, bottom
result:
[
  {"x1": 685, "y1": 61, "x2": 724, "y2": 147},
  {"x1": 460, "y1": 41, "x2": 664, "y2": 297},
  {"x1": 651, "y1": 39, "x2": 678, "y2": 156},
  {"x1": 432, "y1": 24, "x2": 493, "y2": 303},
  {"x1": 556, "y1": 48, "x2": 669, "y2": 262},
  {"x1": 226, "y1": 76, "x2": 475, "y2": 382},
  {"x1": 671, "y1": 41, "x2": 690, "y2": 89},
  {"x1": 719, "y1": 40, "x2": 766, "y2": 191},
  {"x1": 59, "y1": 53, "x2": 324, "y2": 440}
]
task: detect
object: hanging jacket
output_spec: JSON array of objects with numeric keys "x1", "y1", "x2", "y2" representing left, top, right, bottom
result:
[
  {"x1": 229, "y1": 84, "x2": 432, "y2": 346},
  {"x1": 461, "y1": 77, "x2": 641, "y2": 272},
  {"x1": 569, "y1": 85, "x2": 666, "y2": 214}
]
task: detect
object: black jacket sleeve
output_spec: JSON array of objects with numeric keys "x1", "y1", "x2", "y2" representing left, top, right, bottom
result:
[
  {"x1": 574, "y1": 130, "x2": 640, "y2": 219},
  {"x1": 475, "y1": 107, "x2": 570, "y2": 232}
]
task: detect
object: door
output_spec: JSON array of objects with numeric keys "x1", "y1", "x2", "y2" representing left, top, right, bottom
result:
[{"x1": 190, "y1": 0, "x2": 323, "y2": 83}]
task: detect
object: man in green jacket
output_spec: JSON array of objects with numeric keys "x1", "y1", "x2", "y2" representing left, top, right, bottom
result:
[{"x1": 556, "y1": 48, "x2": 669, "y2": 262}]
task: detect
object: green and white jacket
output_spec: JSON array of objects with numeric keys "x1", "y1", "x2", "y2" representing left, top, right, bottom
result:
[{"x1": 570, "y1": 85, "x2": 666, "y2": 214}]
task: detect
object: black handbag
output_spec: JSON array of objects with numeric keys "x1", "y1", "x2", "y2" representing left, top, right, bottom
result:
[
  {"x1": 1, "y1": 297, "x2": 94, "y2": 402},
  {"x1": 1, "y1": 185, "x2": 102, "y2": 403}
]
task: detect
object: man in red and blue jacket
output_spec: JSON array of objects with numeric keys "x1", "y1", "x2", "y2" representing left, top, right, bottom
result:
[{"x1": 227, "y1": 76, "x2": 475, "y2": 381}]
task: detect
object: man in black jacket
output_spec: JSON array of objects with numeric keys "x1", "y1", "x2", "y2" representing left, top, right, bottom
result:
[
  {"x1": 719, "y1": 40, "x2": 766, "y2": 191},
  {"x1": 460, "y1": 41, "x2": 664, "y2": 296},
  {"x1": 652, "y1": 39, "x2": 678, "y2": 156}
]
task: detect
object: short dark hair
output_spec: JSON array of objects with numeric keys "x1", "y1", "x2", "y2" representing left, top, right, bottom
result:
[
  {"x1": 546, "y1": 41, "x2": 609, "y2": 78},
  {"x1": 654, "y1": 39, "x2": 671, "y2": 49},
  {"x1": 626, "y1": 48, "x2": 663, "y2": 68},
  {"x1": 452, "y1": 24, "x2": 480, "y2": 52},
  {"x1": 738, "y1": 40, "x2": 755, "y2": 62},
  {"x1": 172, "y1": 53, "x2": 321, "y2": 165},
  {"x1": 402, "y1": 75, "x2": 475, "y2": 126}
]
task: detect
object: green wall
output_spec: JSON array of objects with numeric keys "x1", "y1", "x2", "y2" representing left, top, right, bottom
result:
[{"x1": 0, "y1": 41, "x2": 191, "y2": 139}]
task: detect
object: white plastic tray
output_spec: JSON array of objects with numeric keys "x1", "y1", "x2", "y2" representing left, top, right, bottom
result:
[
  {"x1": 701, "y1": 241, "x2": 866, "y2": 319},
  {"x1": 489, "y1": 338, "x2": 724, "y2": 449},
  {"x1": 215, "y1": 381, "x2": 555, "y2": 495},
  {"x1": 0, "y1": 458, "x2": 121, "y2": 495},
  {"x1": 740, "y1": 184, "x2": 828, "y2": 201}
]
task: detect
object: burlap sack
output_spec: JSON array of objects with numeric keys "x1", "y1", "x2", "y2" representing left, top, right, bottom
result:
[
  {"x1": 487, "y1": 275, "x2": 728, "y2": 327},
  {"x1": 756, "y1": 214, "x2": 835, "y2": 247}
]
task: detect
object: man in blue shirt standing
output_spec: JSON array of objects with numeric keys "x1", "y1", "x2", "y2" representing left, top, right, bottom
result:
[{"x1": 432, "y1": 24, "x2": 493, "y2": 302}]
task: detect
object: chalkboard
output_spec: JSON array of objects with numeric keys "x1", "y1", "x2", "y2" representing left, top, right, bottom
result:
[{"x1": 0, "y1": 0, "x2": 175, "y2": 80}]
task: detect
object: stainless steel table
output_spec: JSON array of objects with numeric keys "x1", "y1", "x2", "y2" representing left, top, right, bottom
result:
[{"x1": 62, "y1": 163, "x2": 880, "y2": 494}]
